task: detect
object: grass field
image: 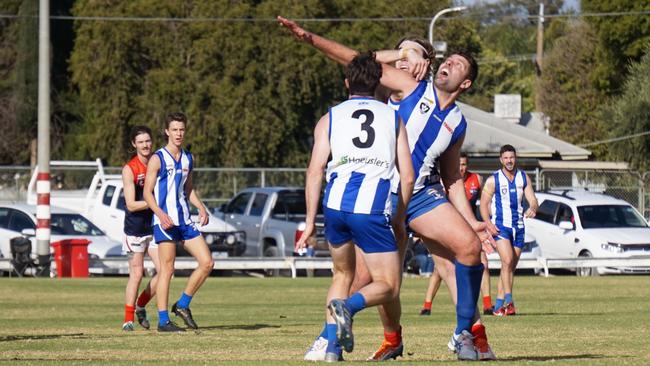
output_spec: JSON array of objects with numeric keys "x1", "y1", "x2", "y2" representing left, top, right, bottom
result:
[{"x1": 0, "y1": 275, "x2": 648, "y2": 365}]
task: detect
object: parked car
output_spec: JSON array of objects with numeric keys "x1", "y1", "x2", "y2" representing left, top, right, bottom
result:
[
  {"x1": 0, "y1": 203, "x2": 125, "y2": 275},
  {"x1": 525, "y1": 190, "x2": 650, "y2": 275},
  {"x1": 215, "y1": 187, "x2": 327, "y2": 258}
]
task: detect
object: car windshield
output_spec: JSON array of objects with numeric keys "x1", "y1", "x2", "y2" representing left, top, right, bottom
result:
[
  {"x1": 271, "y1": 190, "x2": 322, "y2": 220},
  {"x1": 50, "y1": 214, "x2": 105, "y2": 236},
  {"x1": 578, "y1": 205, "x2": 648, "y2": 229}
]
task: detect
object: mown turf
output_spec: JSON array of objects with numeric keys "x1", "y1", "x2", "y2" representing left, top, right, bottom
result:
[{"x1": 0, "y1": 275, "x2": 648, "y2": 365}]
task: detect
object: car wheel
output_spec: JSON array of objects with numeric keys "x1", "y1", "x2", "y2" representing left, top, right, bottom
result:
[
  {"x1": 263, "y1": 245, "x2": 280, "y2": 277},
  {"x1": 576, "y1": 251, "x2": 598, "y2": 277}
]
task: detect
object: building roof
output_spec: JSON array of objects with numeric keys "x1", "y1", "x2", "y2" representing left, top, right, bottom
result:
[
  {"x1": 458, "y1": 102, "x2": 592, "y2": 160},
  {"x1": 538, "y1": 161, "x2": 629, "y2": 170}
]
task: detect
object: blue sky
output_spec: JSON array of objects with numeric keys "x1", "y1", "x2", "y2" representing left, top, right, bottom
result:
[{"x1": 456, "y1": 0, "x2": 580, "y2": 12}]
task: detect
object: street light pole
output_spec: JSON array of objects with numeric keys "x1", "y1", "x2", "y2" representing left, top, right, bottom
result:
[{"x1": 428, "y1": 6, "x2": 468, "y2": 47}]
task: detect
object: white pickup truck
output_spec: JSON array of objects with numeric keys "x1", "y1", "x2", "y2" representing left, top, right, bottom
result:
[{"x1": 27, "y1": 160, "x2": 246, "y2": 258}]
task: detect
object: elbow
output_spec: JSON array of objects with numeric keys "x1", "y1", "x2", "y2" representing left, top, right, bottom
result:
[{"x1": 345, "y1": 51, "x2": 359, "y2": 64}]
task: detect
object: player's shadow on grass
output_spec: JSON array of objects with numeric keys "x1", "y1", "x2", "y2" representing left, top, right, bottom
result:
[
  {"x1": 0, "y1": 333, "x2": 87, "y2": 343},
  {"x1": 518, "y1": 312, "x2": 606, "y2": 316},
  {"x1": 199, "y1": 324, "x2": 281, "y2": 331},
  {"x1": 501, "y1": 354, "x2": 609, "y2": 361}
]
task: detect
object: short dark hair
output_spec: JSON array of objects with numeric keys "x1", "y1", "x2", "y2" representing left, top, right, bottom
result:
[
  {"x1": 165, "y1": 112, "x2": 187, "y2": 128},
  {"x1": 394, "y1": 36, "x2": 434, "y2": 79},
  {"x1": 345, "y1": 52, "x2": 382, "y2": 96},
  {"x1": 456, "y1": 51, "x2": 479, "y2": 85},
  {"x1": 129, "y1": 125, "x2": 152, "y2": 143},
  {"x1": 500, "y1": 144, "x2": 516, "y2": 156},
  {"x1": 460, "y1": 151, "x2": 469, "y2": 159}
]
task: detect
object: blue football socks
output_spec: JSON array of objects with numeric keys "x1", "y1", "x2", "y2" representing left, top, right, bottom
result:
[
  {"x1": 505, "y1": 293, "x2": 513, "y2": 305},
  {"x1": 158, "y1": 310, "x2": 169, "y2": 326},
  {"x1": 344, "y1": 293, "x2": 366, "y2": 316},
  {"x1": 325, "y1": 323, "x2": 341, "y2": 355},
  {"x1": 495, "y1": 298, "x2": 504, "y2": 310},
  {"x1": 177, "y1": 292, "x2": 193, "y2": 309},
  {"x1": 455, "y1": 261, "x2": 484, "y2": 335}
]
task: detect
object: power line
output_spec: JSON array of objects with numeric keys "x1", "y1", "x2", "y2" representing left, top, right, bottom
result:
[
  {"x1": 0, "y1": 10, "x2": 648, "y2": 23},
  {"x1": 579, "y1": 131, "x2": 650, "y2": 148},
  {"x1": 543, "y1": 10, "x2": 650, "y2": 19}
]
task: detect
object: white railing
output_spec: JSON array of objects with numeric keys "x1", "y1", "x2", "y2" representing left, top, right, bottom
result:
[
  {"x1": 3, "y1": 257, "x2": 650, "y2": 278},
  {"x1": 486, "y1": 257, "x2": 650, "y2": 277},
  {"x1": 97, "y1": 257, "x2": 334, "y2": 278}
]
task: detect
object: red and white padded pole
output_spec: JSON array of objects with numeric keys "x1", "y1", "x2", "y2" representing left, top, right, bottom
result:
[{"x1": 36, "y1": 0, "x2": 51, "y2": 267}]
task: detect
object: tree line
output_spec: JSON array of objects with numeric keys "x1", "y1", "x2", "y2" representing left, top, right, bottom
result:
[{"x1": 1, "y1": 0, "x2": 648, "y2": 171}]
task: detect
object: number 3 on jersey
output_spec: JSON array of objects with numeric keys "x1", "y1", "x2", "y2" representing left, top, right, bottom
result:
[{"x1": 351, "y1": 109, "x2": 375, "y2": 148}]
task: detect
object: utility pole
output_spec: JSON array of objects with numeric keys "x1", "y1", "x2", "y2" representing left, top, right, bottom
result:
[
  {"x1": 535, "y1": 2, "x2": 545, "y2": 112},
  {"x1": 36, "y1": 0, "x2": 51, "y2": 269}
]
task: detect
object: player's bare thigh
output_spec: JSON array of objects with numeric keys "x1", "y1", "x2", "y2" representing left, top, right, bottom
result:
[
  {"x1": 495, "y1": 239, "x2": 514, "y2": 264},
  {"x1": 409, "y1": 202, "x2": 481, "y2": 264},
  {"x1": 182, "y1": 236, "x2": 213, "y2": 268},
  {"x1": 352, "y1": 225, "x2": 409, "y2": 292}
]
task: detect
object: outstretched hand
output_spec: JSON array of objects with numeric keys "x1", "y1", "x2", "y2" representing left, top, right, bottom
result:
[
  {"x1": 471, "y1": 220, "x2": 497, "y2": 254},
  {"x1": 277, "y1": 16, "x2": 313, "y2": 43}
]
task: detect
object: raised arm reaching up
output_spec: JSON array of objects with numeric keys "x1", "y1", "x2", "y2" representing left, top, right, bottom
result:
[{"x1": 277, "y1": 16, "x2": 421, "y2": 96}]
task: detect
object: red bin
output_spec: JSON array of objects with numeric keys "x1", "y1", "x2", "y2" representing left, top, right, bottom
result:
[
  {"x1": 50, "y1": 240, "x2": 71, "y2": 278},
  {"x1": 69, "y1": 239, "x2": 91, "y2": 278},
  {"x1": 51, "y1": 239, "x2": 91, "y2": 278}
]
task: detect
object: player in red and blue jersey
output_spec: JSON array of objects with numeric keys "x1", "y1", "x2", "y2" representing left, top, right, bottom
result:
[{"x1": 122, "y1": 126, "x2": 161, "y2": 331}]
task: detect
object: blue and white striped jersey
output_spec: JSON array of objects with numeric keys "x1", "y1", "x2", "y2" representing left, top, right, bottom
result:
[
  {"x1": 389, "y1": 81, "x2": 467, "y2": 194},
  {"x1": 323, "y1": 97, "x2": 398, "y2": 215},
  {"x1": 153, "y1": 147, "x2": 194, "y2": 226},
  {"x1": 490, "y1": 169, "x2": 527, "y2": 229}
]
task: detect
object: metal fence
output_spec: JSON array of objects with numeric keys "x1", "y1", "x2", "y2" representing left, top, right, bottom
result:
[
  {"x1": 537, "y1": 169, "x2": 647, "y2": 219},
  {"x1": 0, "y1": 165, "x2": 307, "y2": 208},
  {"x1": 1, "y1": 165, "x2": 649, "y2": 218}
]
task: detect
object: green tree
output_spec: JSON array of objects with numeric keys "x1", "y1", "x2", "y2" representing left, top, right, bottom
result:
[
  {"x1": 606, "y1": 44, "x2": 650, "y2": 171},
  {"x1": 0, "y1": 0, "x2": 34, "y2": 165},
  {"x1": 583, "y1": 0, "x2": 650, "y2": 94},
  {"x1": 538, "y1": 20, "x2": 608, "y2": 157},
  {"x1": 68, "y1": 0, "x2": 474, "y2": 167},
  {"x1": 462, "y1": 0, "x2": 568, "y2": 113},
  {"x1": 0, "y1": 0, "x2": 78, "y2": 165},
  {"x1": 461, "y1": 49, "x2": 534, "y2": 112}
]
